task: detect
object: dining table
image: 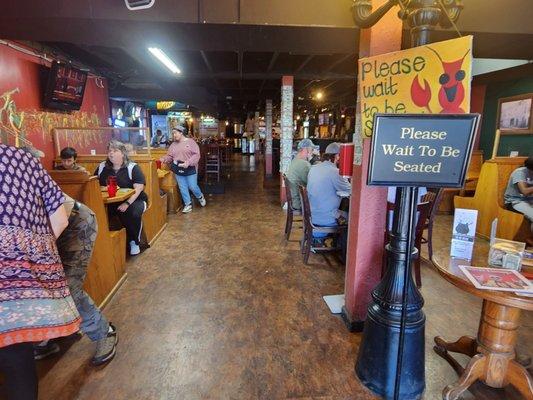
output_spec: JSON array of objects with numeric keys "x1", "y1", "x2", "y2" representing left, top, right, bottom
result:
[
  {"x1": 431, "y1": 238, "x2": 533, "y2": 400},
  {"x1": 101, "y1": 188, "x2": 136, "y2": 204}
]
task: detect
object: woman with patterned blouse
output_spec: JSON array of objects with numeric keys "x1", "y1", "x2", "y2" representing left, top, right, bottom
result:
[{"x1": 0, "y1": 144, "x2": 80, "y2": 400}]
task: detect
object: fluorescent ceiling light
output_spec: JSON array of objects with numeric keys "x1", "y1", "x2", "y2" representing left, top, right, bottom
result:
[{"x1": 148, "y1": 47, "x2": 181, "y2": 74}]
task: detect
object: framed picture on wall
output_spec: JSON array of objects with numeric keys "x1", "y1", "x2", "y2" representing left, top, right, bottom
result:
[{"x1": 497, "y1": 93, "x2": 533, "y2": 134}]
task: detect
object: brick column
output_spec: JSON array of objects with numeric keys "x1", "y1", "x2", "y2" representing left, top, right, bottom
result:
[
  {"x1": 265, "y1": 99, "x2": 273, "y2": 177},
  {"x1": 280, "y1": 76, "x2": 293, "y2": 203},
  {"x1": 342, "y1": 1, "x2": 403, "y2": 331}
]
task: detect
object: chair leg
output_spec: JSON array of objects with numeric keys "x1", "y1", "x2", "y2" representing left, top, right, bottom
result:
[
  {"x1": 428, "y1": 222, "x2": 434, "y2": 260},
  {"x1": 414, "y1": 257, "x2": 422, "y2": 288},
  {"x1": 303, "y1": 237, "x2": 311, "y2": 264},
  {"x1": 285, "y1": 212, "x2": 293, "y2": 240}
]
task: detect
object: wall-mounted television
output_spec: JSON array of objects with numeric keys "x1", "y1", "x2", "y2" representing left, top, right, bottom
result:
[{"x1": 43, "y1": 62, "x2": 88, "y2": 111}]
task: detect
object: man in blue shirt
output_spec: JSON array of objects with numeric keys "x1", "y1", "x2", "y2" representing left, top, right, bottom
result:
[{"x1": 307, "y1": 142, "x2": 352, "y2": 228}]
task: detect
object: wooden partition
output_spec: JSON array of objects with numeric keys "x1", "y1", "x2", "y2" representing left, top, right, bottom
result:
[
  {"x1": 58, "y1": 155, "x2": 168, "y2": 245},
  {"x1": 143, "y1": 148, "x2": 180, "y2": 213},
  {"x1": 454, "y1": 157, "x2": 528, "y2": 241},
  {"x1": 48, "y1": 170, "x2": 127, "y2": 307}
]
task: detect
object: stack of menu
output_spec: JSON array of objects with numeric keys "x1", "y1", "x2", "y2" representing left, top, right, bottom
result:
[{"x1": 459, "y1": 265, "x2": 533, "y2": 295}]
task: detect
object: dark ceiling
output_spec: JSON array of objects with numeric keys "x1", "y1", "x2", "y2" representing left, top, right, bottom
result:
[
  {"x1": 40, "y1": 24, "x2": 359, "y2": 118},
  {"x1": 1, "y1": 0, "x2": 533, "y2": 118}
]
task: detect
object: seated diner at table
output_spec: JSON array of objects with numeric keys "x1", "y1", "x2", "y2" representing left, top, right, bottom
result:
[
  {"x1": 56, "y1": 146, "x2": 87, "y2": 172},
  {"x1": 95, "y1": 140, "x2": 148, "y2": 255},
  {"x1": 504, "y1": 155, "x2": 533, "y2": 232},
  {"x1": 307, "y1": 142, "x2": 352, "y2": 253}
]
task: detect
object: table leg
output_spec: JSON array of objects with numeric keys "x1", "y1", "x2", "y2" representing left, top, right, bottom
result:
[
  {"x1": 434, "y1": 336, "x2": 477, "y2": 375},
  {"x1": 437, "y1": 300, "x2": 533, "y2": 399},
  {"x1": 443, "y1": 354, "x2": 486, "y2": 400},
  {"x1": 507, "y1": 360, "x2": 533, "y2": 400}
]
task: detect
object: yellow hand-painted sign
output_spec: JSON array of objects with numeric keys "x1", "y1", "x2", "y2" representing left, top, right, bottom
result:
[
  {"x1": 358, "y1": 36, "x2": 473, "y2": 137},
  {"x1": 156, "y1": 101, "x2": 176, "y2": 110}
]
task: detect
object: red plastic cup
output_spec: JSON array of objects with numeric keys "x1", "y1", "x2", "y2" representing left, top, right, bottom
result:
[
  {"x1": 107, "y1": 184, "x2": 117, "y2": 197},
  {"x1": 338, "y1": 143, "x2": 355, "y2": 178},
  {"x1": 156, "y1": 160, "x2": 162, "y2": 169}
]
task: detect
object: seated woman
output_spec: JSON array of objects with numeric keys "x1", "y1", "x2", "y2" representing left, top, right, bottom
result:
[
  {"x1": 95, "y1": 140, "x2": 148, "y2": 255},
  {"x1": 504, "y1": 156, "x2": 533, "y2": 231}
]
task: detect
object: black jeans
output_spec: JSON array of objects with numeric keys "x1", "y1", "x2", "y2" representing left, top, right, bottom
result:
[
  {"x1": 0, "y1": 343, "x2": 37, "y2": 400},
  {"x1": 108, "y1": 198, "x2": 146, "y2": 244}
]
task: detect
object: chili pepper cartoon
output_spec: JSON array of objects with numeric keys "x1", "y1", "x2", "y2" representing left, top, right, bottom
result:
[{"x1": 411, "y1": 48, "x2": 469, "y2": 114}]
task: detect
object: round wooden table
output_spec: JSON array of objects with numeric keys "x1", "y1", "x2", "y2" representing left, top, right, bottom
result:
[{"x1": 431, "y1": 241, "x2": 533, "y2": 400}]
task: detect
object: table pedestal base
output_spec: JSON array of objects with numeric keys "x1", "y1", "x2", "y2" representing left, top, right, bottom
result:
[{"x1": 434, "y1": 300, "x2": 533, "y2": 400}]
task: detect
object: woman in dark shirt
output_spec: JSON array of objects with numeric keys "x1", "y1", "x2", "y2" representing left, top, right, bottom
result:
[{"x1": 95, "y1": 140, "x2": 148, "y2": 255}]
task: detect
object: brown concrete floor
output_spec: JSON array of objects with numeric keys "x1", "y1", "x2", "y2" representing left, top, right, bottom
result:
[{"x1": 35, "y1": 155, "x2": 532, "y2": 400}]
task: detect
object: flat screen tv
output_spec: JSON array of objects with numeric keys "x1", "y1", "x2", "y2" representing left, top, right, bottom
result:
[{"x1": 44, "y1": 62, "x2": 88, "y2": 111}]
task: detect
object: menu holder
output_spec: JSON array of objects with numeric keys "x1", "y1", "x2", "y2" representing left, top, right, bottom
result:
[{"x1": 488, "y1": 238, "x2": 525, "y2": 271}]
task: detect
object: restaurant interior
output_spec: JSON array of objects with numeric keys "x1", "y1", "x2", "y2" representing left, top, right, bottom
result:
[{"x1": 0, "y1": 1, "x2": 532, "y2": 399}]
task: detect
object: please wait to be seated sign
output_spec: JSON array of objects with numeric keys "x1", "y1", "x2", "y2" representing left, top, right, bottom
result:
[{"x1": 368, "y1": 114, "x2": 480, "y2": 188}]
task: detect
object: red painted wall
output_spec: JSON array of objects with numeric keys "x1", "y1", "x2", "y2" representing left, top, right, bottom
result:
[{"x1": 0, "y1": 42, "x2": 110, "y2": 168}]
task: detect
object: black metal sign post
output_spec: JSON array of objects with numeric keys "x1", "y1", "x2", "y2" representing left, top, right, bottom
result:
[{"x1": 355, "y1": 113, "x2": 479, "y2": 400}]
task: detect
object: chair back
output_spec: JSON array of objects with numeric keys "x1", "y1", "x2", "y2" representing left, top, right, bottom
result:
[
  {"x1": 423, "y1": 188, "x2": 444, "y2": 226},
  {"x1": 385, "y1": 200, "x2": 432, "y2": 238},
  {"x1": 282, "y1": 174, "x2": 296, "y2": 211},
  {"x1": 298, "y1": 184, "x2": 312, "y2": 233}
]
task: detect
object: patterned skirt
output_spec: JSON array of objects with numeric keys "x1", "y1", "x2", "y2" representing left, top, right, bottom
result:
[{"x1": 0, "y1": 226, "x2": 80, "y2": 348}]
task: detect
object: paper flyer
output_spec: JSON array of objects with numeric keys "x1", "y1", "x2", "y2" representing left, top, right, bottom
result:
[{"x1": 450, "y1": 208, "x2": 478, "y2": 259}]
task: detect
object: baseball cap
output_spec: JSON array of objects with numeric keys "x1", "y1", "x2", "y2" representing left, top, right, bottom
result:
[
  {"x1": 324, "y1": 142, "x2": 341, "y2": 155},
  {"x1": 173, "y1": 125, "x2": 186, "y2": 133},
  {"x1": 297, "y1": 138, "x2": 318, "y2": 151}
]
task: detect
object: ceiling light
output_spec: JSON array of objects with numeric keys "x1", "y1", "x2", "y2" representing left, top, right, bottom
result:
[
  {"x1": 315, "y1": 92, "x2": 324, "y2": 100},
  {"x1": 148, "y1": 47, "x2": 181, "y2": 74},
  {"x1": 341, "y1": 114, "x2": 346, "y2": 118}
]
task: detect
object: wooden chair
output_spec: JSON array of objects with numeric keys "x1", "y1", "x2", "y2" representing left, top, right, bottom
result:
[
  {"x1": 384, "y1": 200, "x2": 433, "y2": 288},
  {"x1": 420, "y1": 188, "x2": 444, "y2": 260},
  {"x1": 205, "y1": 144, "x2": 221, "y2": 182},
  {"x1": 299, "y1": 185, "x2": 346, "y2": 265},
  {"x1": 282, "y1": 174, "x2": 302, "y2": 241}
]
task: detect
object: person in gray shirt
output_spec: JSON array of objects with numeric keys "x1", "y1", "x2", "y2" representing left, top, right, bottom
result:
[
  {"x1": 504, "y1": 156, "x2": 533, "y2": 231},
  {"x1": 286, "y1": 138, "x2": 318, "y2": 210}
]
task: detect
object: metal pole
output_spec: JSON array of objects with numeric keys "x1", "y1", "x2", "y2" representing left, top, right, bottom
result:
[{"x1": 393, "y1": 186, "x2": 419, "y2": 400}]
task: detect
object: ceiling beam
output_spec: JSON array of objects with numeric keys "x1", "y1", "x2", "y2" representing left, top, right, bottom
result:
[
  {"x1": 183, "y1": 72, "x2": 354, "y2": 80},
  {"x1": 295, "y1": 55, "x2": 314, "y2": 73},
  {"x1": 200, "y1": 50, "x2": 223, "y2": 94},
  {"x1": 267, "y1": 52, "x2": 279, "y2": 72},
  {"x1": 324, "y1": 53, "x2": 354, "y2": 72}
]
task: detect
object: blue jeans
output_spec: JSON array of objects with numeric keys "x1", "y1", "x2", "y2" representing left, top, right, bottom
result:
[{"x1": 175, "y1": 173, "x2": 204, "y2": 206}]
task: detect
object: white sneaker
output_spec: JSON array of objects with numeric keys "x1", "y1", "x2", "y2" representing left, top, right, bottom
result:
[
  {"x1": 129, "y1": 241, "x2": 140, "y2": 255},
  {"x1": 198, "y1": 196, "x2": 206, "y2": 207},
  {"x1": 182, "y1": 204, "x2": 193, "y2": 213}
]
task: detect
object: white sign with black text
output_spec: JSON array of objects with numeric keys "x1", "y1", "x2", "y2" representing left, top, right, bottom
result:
[{"x1": 450, "y1": 208, "x2": 478, "y2": 260}]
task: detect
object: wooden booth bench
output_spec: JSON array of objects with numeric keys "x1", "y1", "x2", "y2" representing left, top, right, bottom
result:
[
  {"x1": 438, "y1": 150, "x2": 483, "y2": 214},
  {"x1": 454, "y1": 157, "x2": 529, "y2": 241},
  {"x1": 48, "y1": 170, "x2": 127, "y2": 307},
  {"x1": 151, "y1": 148, "x2": 180, "y2": 213},
  {"x1": 56, "y1": 155, "x2": 168, "y2": 245}
]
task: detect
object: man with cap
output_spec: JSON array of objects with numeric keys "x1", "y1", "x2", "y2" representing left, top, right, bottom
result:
[
  {"x1": 307, "y1": 142, "x2": 352, "y2": 229},
  {"x1": 286, "y1": 138, "x2": 317, "y2": 211}
]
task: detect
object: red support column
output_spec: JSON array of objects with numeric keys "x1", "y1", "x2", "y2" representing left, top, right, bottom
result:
[{"x1": 342, "y1": 1, "x2": 403, "y2": 331}]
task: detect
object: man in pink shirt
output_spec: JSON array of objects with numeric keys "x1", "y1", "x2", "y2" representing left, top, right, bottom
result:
[{"x1": 160, "y1": 126, "x2": 206, "y2": 213}]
